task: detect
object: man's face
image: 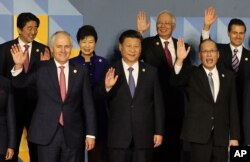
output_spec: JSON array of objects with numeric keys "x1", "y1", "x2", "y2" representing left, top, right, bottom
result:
[
  {"x1": 156, "y1": 13, "x2": 176, "y2": 40},
  {"x1": 18, "y1": 20, "x2": 38, "y2": 44},
  {"x1": 50, "y1": 33, "x2": 72, "y2": 65},
  {"x1": 119, "y1": 37, "x2": 141, "y2": 66},
  {"x1": 199, "y1": 40, "x2": 219, "y2": 71},
  {"x1": 79, "y1": 36, "x2": 96, "y2": 56},
  {"x1": 228, "y1": 24, "x2": 246, "y2": 47}
]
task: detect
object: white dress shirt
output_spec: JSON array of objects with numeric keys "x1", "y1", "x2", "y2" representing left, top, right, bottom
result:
[
  {"x1": 122, "y1": 59, "x2": 139, "y2": 86},
  {"x1": 18, "y1": 38, "x2": 32, "y2": 61}
]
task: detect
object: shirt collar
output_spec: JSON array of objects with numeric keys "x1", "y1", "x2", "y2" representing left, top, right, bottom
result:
[
  {"x1": 18, "y1": 37, "x2": 32, "y2": 48},
  {"x1": 230, "y1": 44, "x2": 243, "y2": 54},
  {"x1": 159, "y1": 36, "x2": 173, "y2": 46},
  {"x1": 203, "y1": 66, "x2": 218, "y2": 76},
  {"x1": 54, "y1": 59, "x2": 69, "y2": 68},
  {"x1": 122, "y1": 59, "x2": 139, "y2": 70}
]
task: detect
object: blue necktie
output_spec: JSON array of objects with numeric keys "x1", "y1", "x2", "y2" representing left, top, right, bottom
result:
[
  {"x1": 208, "y1": 72, "x2": 214, "y2": 100},
  {"x1": 128, "y1": 67, "x2": 135, "y2": 97}
]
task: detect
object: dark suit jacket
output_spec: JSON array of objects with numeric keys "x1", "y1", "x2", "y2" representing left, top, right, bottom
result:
[
  {"x1": 12, "y1": 60, "x2": 96, "y2": 148},
  {"x1": 213, "y1": 43, "x2": 250, "y2": 144},
  {"x1": 0, "y1": 76, "x2": 16, "y2": 154},
  {"x1": 171, "y1": 65, "x2": 240, "y2": 146},
  {"x1": 0, "y1": 38, "x2": 50, "y2": 126},
  {"x1": 97, "y1": 60, "x2": 165, "y2": 149},
  {"x1": 140, "y1": 35, "x2": 190, "y2": 133}
]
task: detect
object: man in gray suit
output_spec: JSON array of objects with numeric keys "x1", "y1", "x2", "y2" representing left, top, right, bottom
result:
[{"x1": 11, "y1": 31, "x2": 96, "y2": 162}]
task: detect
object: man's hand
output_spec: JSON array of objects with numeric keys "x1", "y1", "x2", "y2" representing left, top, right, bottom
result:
[
  {"x1": 175, "y1": 38, "x2": 190, "y2": 66},
  {"x1": 153, "y1": 135, "x2": 163, "y2": 148},
  {"x1": 137, "y1": 11, "x2": 150, "y2": 35},
  {"x1": 5, "y1": 148, "x2": 14, "y2": 160},
  {"x1": 40, "y1": 47, "x2": 51, "y2": 61},
  {"x1": 204, "y1": 7, "x2": 217, "y2": 31},
  {"x1": 85, "y1": 137, "x2": 95, "y2": 151},
  {"x1": 105, "y1": 67, "x2": 118, "y2": 89},
  {"x1": 10, "y1": 44, "x2": 27, "y2": 70}
]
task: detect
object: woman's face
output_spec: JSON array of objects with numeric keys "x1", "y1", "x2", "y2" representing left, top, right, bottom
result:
[{"x1": 79, "y1": 36, "x2": 96, "y2": 56}]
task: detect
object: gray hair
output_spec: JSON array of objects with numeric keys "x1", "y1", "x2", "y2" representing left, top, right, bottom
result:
[
  {"x1": 50, "y1": 31, "x2": 73, "y2": 47},
  {"x1": 157, "y1": 10, "x2": 176, "y2": 24}
]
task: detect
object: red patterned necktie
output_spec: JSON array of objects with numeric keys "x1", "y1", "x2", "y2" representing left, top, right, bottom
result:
[
  {"x1": 59, "y1": 66, "x2": 66, "y2": 125},
  {"x1": 23, "y1": 45, "x2": 30, "y2": 73},
  {"x1": 164, "y1": 41, "x2": 173, "y2": 67}
]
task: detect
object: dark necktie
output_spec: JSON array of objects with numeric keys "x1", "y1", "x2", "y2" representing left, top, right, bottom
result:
[
  {"x1": 128, "y1": 67, "x2": 135, "y2": 97},
  {"x1": 59, "y1": 66, "x2": 66, "y2": 125},
  {"x1": 232, "y1": 49, "x2": 239, "y2": 72},
  {"x1": 23, "y1": 44, "x2": 30, "y2": 73},
  {"x1": 164, "y1": 41, "x2": 173, "y2": 67},
  {"x1": 208, "y1": 72, "x2": 214, "y2": 100}
]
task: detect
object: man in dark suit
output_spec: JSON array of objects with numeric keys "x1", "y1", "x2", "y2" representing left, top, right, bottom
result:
[
  {"x1": 137, "y1": 11, "x2": 191, "y2": 162},
  {"x1": 202, "y1": 7, "x2": 250, "y2": 145},
  {"x1": 0, "y1": 12, "x2": 50, "y2": 162},
  {"x1": 11, "y1": 31, "x2": 96, "y2": 162},
  {"x1": 0, "y1": 75, "x2": 16, "y2": 161},
  {"x1": 98, "y1": 30, "x2": 165, "y2": 162},
  {"x1": 172, "y1": 38, "x2": 240, "y2": 162}
]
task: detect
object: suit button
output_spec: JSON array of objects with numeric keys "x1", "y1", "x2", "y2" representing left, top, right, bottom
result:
[
  {"x1": 131, "y1": 105, "x2": 134, "y2": 108},
  {"x1": 211, "y1": 117, "x2": 214, "y2": 120}
]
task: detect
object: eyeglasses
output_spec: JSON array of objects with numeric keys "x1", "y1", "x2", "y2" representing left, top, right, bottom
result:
[
  {"x1": 200, "y1": 49, "x2": 218, "y2": 54},
  {"x1": 157, "y1": 22, "x2": 174, "y2": 26}
]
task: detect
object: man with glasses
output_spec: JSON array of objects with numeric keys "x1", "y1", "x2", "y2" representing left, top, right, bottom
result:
[
  {"x1": 201, "y1": 7, "x2": 250, "y2": 145},
  {"x1": 0, "y1": 12, "x2": 50, "y2": 162},
  {"x1": 172, "y1": 38, "x2": 240, "y2": 162},
  {"x1": 137, "y1": 11, "x2": 191, "y2": 162}
]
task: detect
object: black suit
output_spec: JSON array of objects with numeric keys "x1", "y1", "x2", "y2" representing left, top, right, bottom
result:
[
  {"x1": 201, "y1": 31, "x2": 250, "y2": 144},
  {"x1": 171, "y1": 65, "x2": 240, "y2": 162},
  {"x1": 0, "y1": 38, "x2": 49, "y2": 162},
  {"x1": 0, "y1": 76, "x2": 16, "y2": 161},
  {"x1": 12, "y1": 60, "x2": 96, "y2": 162},
  {"x1": 97, "y1": 60, "x2": 165, "y2": 162},
  {"x1": 140, "y1": 35, "x2": 190, "y2": 162}
]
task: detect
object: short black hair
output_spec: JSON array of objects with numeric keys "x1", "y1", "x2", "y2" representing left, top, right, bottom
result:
[
  {"x1": 199, "y1": 39, "x2": 218, "y2": 52},
  {"x1": 76, "y1": 25, "x2": 98, "y2": 43},
  {"x1": 228, "y1": 18, "x2": 246, "y2": 32},
  {"x1": 119, "y1": 29, "x2": 143, "y2": 44},
  {"x1": 17, "y1": 12, "x2": 40, "y2": 29}
]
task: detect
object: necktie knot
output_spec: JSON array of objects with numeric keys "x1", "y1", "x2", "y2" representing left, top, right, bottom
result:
[
  {"x1": 24, "y1": 44, "x2": 30, "y2": 51},
  {"x1": 233, "y1": 48, "x2": 238, "y2": 54},
  {"x1": 164, "y1": 41, "x2": 169, "y2": 47},
  {"x1": 208, "y1": 72, "x2": 213, "y2": 77},
  {"x1": 59, "y1": 66, "x2": 65, "y2": 70},
  {"x1": 128, "y1": 67, "x2": 134, "y2": 73}
]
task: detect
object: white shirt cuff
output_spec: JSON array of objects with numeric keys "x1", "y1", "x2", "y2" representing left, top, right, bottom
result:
[
  {"x1": 202, "y1": 29, "x2": 210, "y2": 40},
  {"x1": 11, "y1": 66, "x2": 23, "y2": 76},
  {"x1": 174, "y1": 64, "x2": 183, "y2": 74},
  {"x1": 86, "y1": 135, "x2": 95, "y2": 139}
]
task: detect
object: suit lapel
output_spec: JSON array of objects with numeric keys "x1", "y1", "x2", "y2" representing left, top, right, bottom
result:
[
  {"x1": 48, "y1": 60, "x2": 61, "y2": 101},
  {"x1": 29, "y1": 41, "x2": 41, "y2": 69},
  {"x1": 198, "y1": 66, "x2": 214, "y2": 102},
  {"x1": 133, "y1": 62, "x2": 146, "y2": 99},
  {"x1": 152, "y1": 35, "x2": 167, "y2": 60},
  {"x1": 67, "y1": 62, "x2": 77, "y2": 101},
  {"x1": 216, "y1": 69, "x2": 226, "y2": 103}
]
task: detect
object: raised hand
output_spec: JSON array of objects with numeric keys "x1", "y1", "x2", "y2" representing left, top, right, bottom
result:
[
  {"x1": 137, "y1": 11, "x2": 150, "y2": 35},
  {"x1": 40, "y1": 47, "x2": 51, "y2": 61},
  {"x1": 204, "y1": 6, "x2": 217, "y2": 31},
  {"x1": 176, "y1": 38, "x2": 191, "y2": 65},
  {"x1": 10, "y1": 44, "x2": 27, "y2": 70},
  {"x1": 105, "y1": 67, "x2": 118, "y2": 89}
]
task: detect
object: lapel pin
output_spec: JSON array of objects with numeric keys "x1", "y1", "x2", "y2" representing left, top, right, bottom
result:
[
  {"x1": 142, "y1": 68, "x2": 146, "y2": 72},
  {"x1": 222, "y1": 74, "x2": 225, "y2": 78},
  {"x1": 99, "y1": 59, "x2": 102, "y2": 62},
  {"x1": 73, "y1": 69, "x2": 77, "y2": 73},
  {"x1": 245, "y1": 57, "x2": 248, "y2": 61},
  {"x1": 36, "y1": 49, "x2": 39, "y2": 52},
  {"x1": 156, "y1": 42, "x2": 160, "y2": 46}
]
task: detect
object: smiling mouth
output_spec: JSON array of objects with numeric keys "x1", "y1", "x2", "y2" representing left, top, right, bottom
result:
[{"x1": 206, "y1": 58, "x2": 214, "y2": 64}]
